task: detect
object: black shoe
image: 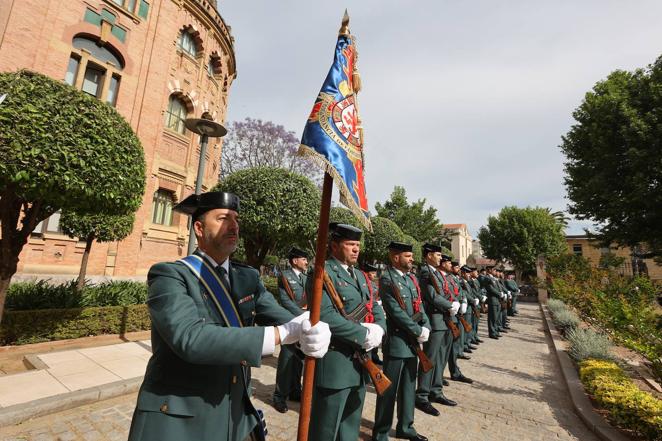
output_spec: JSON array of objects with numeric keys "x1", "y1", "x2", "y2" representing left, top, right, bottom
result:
[
  {"x1": 273, "y1": 401, "x2": 288, "y2": 413},
  {"x1": 458, "y1": 354, "x2": 471, "y2": 360},
  {"x1": 500, "y1": 329, "x2": 509, "y2": 333},
  {"x1": 469, "y1": 344, "x2": 478, "y2": 350},
  {"x1": 489, "y1": 335, "x2": 500, "y2": 339},
  {"x1": 464, "y1": 348, "x2": 473, "y2": 353},
  {"x1": 415, "y1": 401, "x2": 440, "y2": 416},
  {"x1": 476, "y1": 338, "x2": 484, "y2": 343},
  {"x1": 432, "y1": 396, "x2": 457, "y2": 406},
  {"x1": 503, "y1": 325, "x2": 511, "y2": 329},
  {"x1": 451, "y1": 375, "x2": 474, "y2": 384},
  {"x1": 442, "y1": 379, "x2": 449, "y2": 386},
  {"x1": 398, "y1": 434, "x2": 428, "y2": 441}
]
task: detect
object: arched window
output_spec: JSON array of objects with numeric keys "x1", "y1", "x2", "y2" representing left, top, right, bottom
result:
[
  {"x1": 151, "y1": 190, "x2": 175, "y2": 225},
  {"x1": 64, "y1": 36, "x2": 124, "y2": 106},
  {"x1": 164, "y1": 95, "x2": 188, "y2": 134},
  {"x1": 178, "y1": 31, "x2": 197, "y2": 57}
]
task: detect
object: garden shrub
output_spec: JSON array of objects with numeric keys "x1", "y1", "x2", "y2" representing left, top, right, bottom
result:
[
  {"x1": 552, "y1": 309, "x2": 581, "y2": 333},
  {"x1": 567, "y1": 328, "x2": 613, "y2": 362},
  {"x1": 546, "y1": 298, "x2": 567, "y2": 315},
  {"x1": 580, "y1": 359, "x2": 662, "y2": 440}
]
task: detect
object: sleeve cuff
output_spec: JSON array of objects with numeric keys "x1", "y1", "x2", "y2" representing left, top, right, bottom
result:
[{"x1": 262, "y1": 326, "x2": 276, "y2": 356}]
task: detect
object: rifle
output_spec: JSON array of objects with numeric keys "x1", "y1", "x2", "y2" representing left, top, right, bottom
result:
[
  {"x1": 426, "y1": 265, "x2": 461, "y2": 340},
  {"x1": 278, "y1": 265, "x2": 307, "y2": 310},
  {"x1": 387, "y1": 270, "x2": 433, "y2": 373},
  {"x1": 470, "y1": 302, "x2": 481, "y2": 320},
  {"x1": 322, "y1": 272, "x2": 392, "y2": 396},
  {"x1": 457, "y1": 313, "x2": 472, "y2": 333}
]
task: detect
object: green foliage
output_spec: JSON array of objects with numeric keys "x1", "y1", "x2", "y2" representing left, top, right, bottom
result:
[
  {"x1": 215, "y1": 167, "x2": 320, "y2": 267},
  {"x1": 478, "y1": 206, "x2": 567, "y2": 274},
  {"x1": 0, "y1": 305, "x2": 151, "y2": 345},
  {"x1": 362, "y1": 217, "x2": 406, "y2": 264},
  {"x1": 402, "y1": 234, "x2": 422, "y2": 263},
  {"x1": 329, "y1": 206, "x2": 365, "y2": 246},
  {"x1": 6, "y1": 280, "x2": 147, "y2": 310},
  {"x1": 546, "y1": 253, "x2": 592, "y2": 281},
  {"x1": 546, "y1": 298, "x2": 567, "y2": 315},
  {"x1": 599, "y1": 252, "x2": 626, "y2": 269},
  {"x1": 0, "y1": 70, "x2": 145, "y2": 215},
  {"x1": 567, "y1": 328, "x2": 613, "y2": 362},
  {"x1": 60, "y1": 211, "x2": 135, "y2": 243},
  {"x1": 374, "y1": 186, "x2": 444, "y2": 243},
  {"x1": 552, "y1": 308, "x2": 581, "y2": 333},
  {"x1": 579, "y1": 359, "x2": 662, "y2": 440},
  {"x1": 262, "y1": 276, "x2": 278, "y2": 297},
  {"x1": 561, "y1": 56, "x2": 662, "y2": 259}
]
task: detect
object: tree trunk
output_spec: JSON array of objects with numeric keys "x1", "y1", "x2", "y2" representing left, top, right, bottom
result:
[
  {"x1": 515, "y1": 269, "x2": 523, "y2": 284},
  {"x1": 77, "y1": 232, "x2": 95, "y2": 292},
  {"x1": 0, "y1": 275, "x2": 12, "y2": 325}
]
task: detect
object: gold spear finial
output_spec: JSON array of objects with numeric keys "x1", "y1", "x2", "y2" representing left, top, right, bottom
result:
[{"x1": 339, "y1": 9, "x2": 350, "y2": 36}]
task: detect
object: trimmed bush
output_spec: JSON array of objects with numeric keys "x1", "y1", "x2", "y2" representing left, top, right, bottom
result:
[
  {"x1": 567, "y1": 327, "x2": 613, "y2": 362},
  {"x1": 0, "y1": 304, "x2": 150, "y2": 345},
  {"x1": 552, "y1": 308, "x2": 581, "y2": 332},
  {"x1": 81, "y1": 281, "x2": 147, "y2": 307},
  {"x1": 262, "y1": 276, "x2": 278, "y2": 297},
  {"x1": 547, "y1": 298, "x2": 567, "y2": 315},
  {"x1": 580, "y1": 359, "x2": 662, "y2": 440}
]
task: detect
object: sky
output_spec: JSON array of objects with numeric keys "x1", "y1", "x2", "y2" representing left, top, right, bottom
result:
[{"x1": 219, "y1": 0, "x2": 662, "y2": 237}]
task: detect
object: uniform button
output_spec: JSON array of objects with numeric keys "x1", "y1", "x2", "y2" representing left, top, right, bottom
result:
[
  {"x1": 160, "y1": 403, "x2": 168, "y2": 413},
  {"x1": 251, "y1": 311, "x2": 256, "y2": 316}
]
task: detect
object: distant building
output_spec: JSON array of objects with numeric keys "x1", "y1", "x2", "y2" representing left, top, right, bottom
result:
[
  {"x1": 1, "y1": 0, "x2": 236, "y2": 278},
  {"x1": 471, "y1": 239, "x2": 483, "y2": 258},
  {"x1": 565, "y1": 235, "x2": 662, "y2": 282},
  {"x1": 441, "y1": 223, "x2": 473, "y2": 265}
]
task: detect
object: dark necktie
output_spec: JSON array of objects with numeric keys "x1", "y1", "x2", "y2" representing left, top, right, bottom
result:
[{"x1": 216, "y1": 265, "x2": 231, "y2": 293}]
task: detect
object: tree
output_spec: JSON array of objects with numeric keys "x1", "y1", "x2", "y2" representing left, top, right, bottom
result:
[
  {"x1": 60, "y1": 212, "x2": 135, "y2": 291},
  {"x1": 374, "y1": 186, "x2": 444, "y2": 244},
  {"x1": 0, "y1": 71, "x2": 145, "y2": 320},
  {"x1": 221, "y1": 117, "x2": 321, "y2": 182},
  {"x1": 478, "y1": 206, "x2": 566, "y2": 278},
  {"x1": 561, "y1": 56, "x2": 662, "y2": 259},
  {"x1": 362, "y1": 217, "x2": 406, "y2": 265},
  {"x1": 215, "y1": 167, "x2": 320, "y2": 267}
]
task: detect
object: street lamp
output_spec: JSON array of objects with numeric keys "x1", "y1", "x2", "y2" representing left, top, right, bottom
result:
[{"x1": 184, "y1": 117, "x2": 227, "y2": 255}]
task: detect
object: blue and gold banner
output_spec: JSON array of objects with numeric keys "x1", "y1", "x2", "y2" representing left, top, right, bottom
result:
[{"x1": 299, "y1": 32, "x2": 371, "y2": 230}]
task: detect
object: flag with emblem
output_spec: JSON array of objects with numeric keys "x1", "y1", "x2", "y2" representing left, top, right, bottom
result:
[{"x1": 298, "y1": 11, "x2": 371, "y2": 230}]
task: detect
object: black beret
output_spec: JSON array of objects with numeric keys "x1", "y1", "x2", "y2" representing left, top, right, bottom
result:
[
  {"x1": 451, "y1": 261, "x2": 460, "y2": 267},
  {"x1": 363, "y1": 263, "x2": 378, "y2": 272},
  {"x1": 422, "y1": 243, "x2": 442, "y2": 253},
  {"x1": 288, "y1": 247, "x2": 308, "y2": 259},
  {"x1": 461, "y1": 265, "x2": 472, "y2": 273},
  {"x1": 330, "y1": 223, "x2": 362, "y2": 241},
  {"x1": 174, "y1": 191, "x2": 240, "y2": 218},
  {"x1": 440, "y1": 254, "x2": 452, "y2": 262},
  {"x1": 388, "y1": 241, "x2": 413, "y2": 252}
]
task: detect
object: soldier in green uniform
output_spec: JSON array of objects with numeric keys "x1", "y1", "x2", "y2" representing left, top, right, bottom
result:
[
  {"x1": 308, "y1": 224, "x2": 387, "y2": 441},
  {"x1": 504, "y1": 272, "x2": 520, "y2": 316},
  {"x1": 415, "y1": 247, "x2": 459, "y2": 414},
  {"x1": 372, "y1": 242, "x2": 430, "y2": 441},
  {"x1": 469, "y1": 268, "x2": 486, "y2": 345},
  {"x1": 447, "y1": 263, "x2": 474, "y2": 384},
  {"x1": 496, "y1": 269, "x2": 511, "y2": 331},
  {"x1": 272, "y1": 247, "x2": 309, "y2": 413},
  {"x1": 481, "y1": 265, "x2": 503, "y2": 339},
  {"x1": 363, "y1": 263, "x2": 383, "y2": 365},
  {"x1": 128, "y1": 191, "x2": 332, "y2": 441},
  {"x1": 459, "y1": 265, "x2": 479, "y2": 354}
]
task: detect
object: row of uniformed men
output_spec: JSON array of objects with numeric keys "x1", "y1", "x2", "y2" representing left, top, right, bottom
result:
[
  {"x1": 127, "y1": 191, "x2": 520, "y2": 441},
  {"x1": 274, "y1": 223, "x2": 520, "y2": 441}
]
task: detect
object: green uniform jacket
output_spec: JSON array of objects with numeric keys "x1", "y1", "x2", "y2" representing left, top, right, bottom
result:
[
  {"x1": 277, "y1": 268, "x2": 307, "y2": 315},
  {"x1": 128, "y1": 254, "x2": 294, "y2": 441},
  {"x1": 481, "y1": 275, "x2": 502, "y2": 306},
  {"x1": 417, "y1": 265, "x2": 453, "y2": 331},
  {"x1": 310, "y1": 258, "x2": 386, "y2": 390},
  {"x1": 379, "y1": 267, "x2": 430, "y2": 358},
  {"x1": 504, "y1": 279, "x2": 519, "y2": 294}
]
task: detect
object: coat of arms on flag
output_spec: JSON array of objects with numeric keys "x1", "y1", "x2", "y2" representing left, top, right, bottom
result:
[{"x1": 299, "y1": 19, "x2": 371, "y2": 230}]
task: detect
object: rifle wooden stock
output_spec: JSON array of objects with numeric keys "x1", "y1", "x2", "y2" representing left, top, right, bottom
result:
[
  {"x1": 322, "y1": 272, "x2": 392, "y2": 396},
  {"x1": 426, "y1": 266, "x2": 461, "y2": 340},
  {"x1": 458, "y1": 314, "x2": 472, "y2": 333},
  {"x1": 357, "y1": 351, "x2": 392, "y2": 395},
  {"x1": 387, "y1": 270, "x2": 434, "y2": 373},
  {"x1": 471, "y1": 303, "x2": 481, "y2": 319},
  {"x1": 280, "y1": 272, "x2": 296, "y2": 301},
  {"x1": 481, "y1": 303, "x2": 488, "y2": 314}
]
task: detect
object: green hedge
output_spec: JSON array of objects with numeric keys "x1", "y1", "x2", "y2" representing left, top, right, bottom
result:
[
  {"x1": 0, "y1": 304, "x2": 151, "y2": 345},
  {"x1": 580, "y1": 359, "x2": 662, "y2": 440}
]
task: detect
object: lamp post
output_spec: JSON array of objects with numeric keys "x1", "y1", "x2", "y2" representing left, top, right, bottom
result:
[{"x1": 184, "y1": 117, "x2": 227, "y2": 255}]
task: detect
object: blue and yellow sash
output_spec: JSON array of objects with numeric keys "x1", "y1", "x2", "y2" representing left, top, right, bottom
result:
[{"x1": 178, "y1": 255, "x2": 243, "y2": 328}]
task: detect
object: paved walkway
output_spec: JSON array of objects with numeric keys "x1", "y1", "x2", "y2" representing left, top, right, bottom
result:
[{"x1": 0, "y1": 304, "x2": 599, "y2": 441}]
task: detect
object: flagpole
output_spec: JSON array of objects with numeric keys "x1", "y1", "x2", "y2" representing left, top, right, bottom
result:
[{"x1": 297, "y1": 172, "x2": 332, "y2": 441}]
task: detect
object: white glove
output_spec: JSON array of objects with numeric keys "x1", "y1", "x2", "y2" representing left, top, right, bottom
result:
[
  {"x1": 417, "y1": 327, "x2": 430, "y2": 343},
  {"x1": 473, "y1": 298, "x2": 479, "y2": 306},
  {"x1": 500, "y1": 292, "x2": 506, "y2": 299},
  {"x1": 299, "y1": 319, "x2": 331, "y2": 358},
  {"x1": 277, "y1": 312, "x2": 309, "y2": 345},
  {"x1": 361, "y1": 323, "x2": 385, "y2": 351},
  {"x1": 460, "y1": 301, "x2": 468, "y2": 314},
  {"x1": 508, "y1": 293, "x2": 512, "y2": 300},
  {"x1": 481, "y1": 295, "x2": 487, "y2": 302},
  {"x1": 450, "y1": 301, "x2": 461, "y2": 316}
]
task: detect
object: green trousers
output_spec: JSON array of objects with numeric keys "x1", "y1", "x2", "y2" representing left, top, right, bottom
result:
[
  {"x1": 273, "y1": 344, "x2": 302, "y2": 404},
  {"x1": 308, "y1": 384, "x2": 366, "y2": 441},
  {"x1": 373, "y1": 356, "x2": 418, "y2": 441},
  {"x1": 416, "y1": 329, "x2": 451, "y2": 403},
  {"x1": 488, "y1": 301, "x2": 500, "y2": 337}
]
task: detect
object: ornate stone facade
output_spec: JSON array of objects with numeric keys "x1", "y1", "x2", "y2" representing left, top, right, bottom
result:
[{"x1": 0, "y1": 0, "x2": 236, "y2": 277}]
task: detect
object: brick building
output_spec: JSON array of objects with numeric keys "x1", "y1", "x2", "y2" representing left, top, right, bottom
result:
[
  {"x1": 0, "y1": 0, "x2": 236, "y2": 278},
  {"x1": 565, "y1": 235, "x2": 662, "y2": 282}
]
